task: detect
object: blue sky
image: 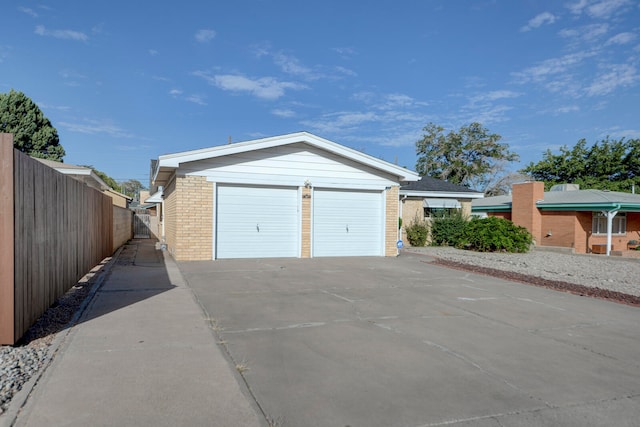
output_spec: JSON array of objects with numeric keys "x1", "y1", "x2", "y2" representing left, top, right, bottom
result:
[{"x1": 2, "y1": 0, "x2": 639, "y2": 187}]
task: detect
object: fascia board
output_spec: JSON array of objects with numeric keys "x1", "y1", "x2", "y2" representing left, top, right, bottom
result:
[
  {"x1": 471, "y1": 206, "x2": 512, "y2": 212},
  {"x1": 400, "y1": 190, "x2": 484, "y2": 199},
  {"x1": 156, "y1": 132, "x2": 420, "y2": 181}
]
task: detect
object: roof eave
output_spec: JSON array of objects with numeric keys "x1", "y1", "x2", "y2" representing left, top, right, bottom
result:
[
  {"x1": 154, "y1": 132, "x2": 420, "y2": 183},
  {"x1": 400, "y1": 190, "x2": 484, "y2": 199}
]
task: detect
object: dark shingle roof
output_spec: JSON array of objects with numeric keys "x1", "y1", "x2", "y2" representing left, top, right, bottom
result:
[{"x1": 401, "y1": 176, "x2": 479, "y2": 193}]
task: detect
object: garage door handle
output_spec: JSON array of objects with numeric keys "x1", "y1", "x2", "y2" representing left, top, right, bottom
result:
[
  {"x1": 346, "y1": 225, "x2": 349, "y2": 233},
  {"x1": 256, "y1": 224, "x2": 260, "y2": 232}
]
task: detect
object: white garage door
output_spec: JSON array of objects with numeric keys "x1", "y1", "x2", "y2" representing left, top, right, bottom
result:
[
  {"x1": 313, "y1": 189, "x2": 384, "y2": 257},
  {"x1": 216, "y1": 185, "x2": 299, "y2": 259}
]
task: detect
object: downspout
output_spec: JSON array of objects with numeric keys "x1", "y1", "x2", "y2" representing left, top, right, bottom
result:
[{"x1": 604, "y1": 205, "x2": 621, "y2": 256}]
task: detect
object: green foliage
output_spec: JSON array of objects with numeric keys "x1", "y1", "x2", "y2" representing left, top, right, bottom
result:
[
  {"x1": 398, "y1": 217, "x2": 403, "y2": 230},
  {"x1": 415, "y1": 122, "x2": 518, "y2": 191},
  {"x1": 81, "y1": 165, "x2": 119, "y2": 190},
  {"x1": 459, "y1": 217, "x2": 533, "y2": 253},
  {"x1": 430, "y1": 210, "x2": 468, "y2": 247},
  {"x1": 0, "y1": 89, "x2": 65, "y2": 161},
  {"x1": 405, "y1": 218, "x2": 429, "y2": 247},
  {"x1": 520, "y1": 137, "x2": 640, "y2": 192},
  {"x1": 121, "y1": 179, "x2": 146, "y2": 197}
]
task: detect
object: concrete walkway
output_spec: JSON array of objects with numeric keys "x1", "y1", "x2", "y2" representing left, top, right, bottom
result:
[{"x1": 12, "y1": 239, "x2": 262, "y2": 427}]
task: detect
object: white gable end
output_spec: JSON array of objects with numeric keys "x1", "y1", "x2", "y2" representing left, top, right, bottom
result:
[{"x1": 180, "y1": 143, "x2": 399, "y2": 190}]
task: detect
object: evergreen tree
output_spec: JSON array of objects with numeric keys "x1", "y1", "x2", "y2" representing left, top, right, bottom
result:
[{"x1": 0, "y1": 89, "x2": 65, "y2": 161}]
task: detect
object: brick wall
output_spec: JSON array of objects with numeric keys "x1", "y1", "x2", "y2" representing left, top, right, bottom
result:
[
  {"x1": 174, "y1": 175, "x2": 213, "y2": 261},
  {"x1": 385, "y1": 186, "x2": 400, "y2": 256},
  {"x1": 163, "y1": 177, "x2": 177, "y2": 255},
  {"x1": 540, "y1": 211, "x2": 576, "y2": 249},
  {"x1": 301, "y1": 186, "x2": 311, "y2": 258},
  {"x1": 511, "y1": 182, "x2": 544, "y2": 244}
]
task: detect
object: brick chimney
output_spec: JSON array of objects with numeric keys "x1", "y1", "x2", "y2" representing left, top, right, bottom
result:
[{"x1": 511, "y1": 181, "x2": 544, "y2": 244}]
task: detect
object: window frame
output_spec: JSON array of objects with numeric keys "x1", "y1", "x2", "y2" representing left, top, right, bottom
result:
[{"x1": 592, "y1": 212, "x2": 626, "y2": 235}]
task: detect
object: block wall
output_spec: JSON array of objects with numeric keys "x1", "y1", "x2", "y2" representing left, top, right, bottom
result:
[{"x1": 385, "y1": 186, "x2": 400, "y2": 256}]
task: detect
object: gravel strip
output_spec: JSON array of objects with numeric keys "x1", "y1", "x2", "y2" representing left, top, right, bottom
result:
[{"x1": 405, "y1": 246, "x2": 640, "y2": 304}]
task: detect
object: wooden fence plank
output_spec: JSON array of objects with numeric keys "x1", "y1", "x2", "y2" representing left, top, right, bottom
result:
[{"x1": 0, "y1": 135, "x2": 15, "y2": 344}]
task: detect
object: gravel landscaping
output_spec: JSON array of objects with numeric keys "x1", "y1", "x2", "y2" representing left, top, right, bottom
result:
[
  {"x1": 2, "y1": 245, "x2": 639, "y2": 416},
  {"x1": 405, "y1": 246, "x2": 640, "y2": 304}
]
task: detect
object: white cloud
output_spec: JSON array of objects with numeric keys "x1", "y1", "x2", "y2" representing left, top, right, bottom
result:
[
  {"x1": 35, "y1": 25, "x2": 88, "y2": 42},
  {"x1": 512, "y1": 50, "x2": 597, "y2": 83},
  {"x1": 195, "y1": 29, "x2": 216, "y2": 43},
  {"x1": 194, "y1": 71, "x2": 307, "y2": 100},
  {"x1": 606, "y1": 32, "x2": 636, "y2": 45},
  {"x1": 555, "y1": 105, "x2": 580, "y2": 113},
  {"x1": 567, "y1": 0, "x2": 631, "y2": 18},
  {"x1": 559, "y1": 23, "x2": 609, "y2": 42},
  {"x1": 169, "y1": 89, "x2": 183, "y2": 96},
  {"x1": 469, "y1": 90, "x2": 521, "y2": 103},
  {"x1": 148, "y1": 49, "x2": 159, "y2": 56},
  {"x1": 59, "y1": 119, "x2": 134, "y2": 138},
  {"x1": 586, "y1": 63, "x2": 639, "y2": 96},
  {"x1": 19, "y1": 7, "x2": 37, "y2": 17},
  {"x1": 185, "y1": 94, "x2": 207, "y2": 105},
  {"x1": 334, "y1": 66, "x2": 357, "y2": 77},
  {"x1": 271, "y1": 109, "x2": 296, "y2": 118},
  {"x1": 331, "y1": 47, "x2": 356, "y2": 59},
  {"x1": 520, "y1": 12, "x2": 557, "y2": 32},
  {"x1": 272, "y1": 52, "x2": 314, "y2": 78}
]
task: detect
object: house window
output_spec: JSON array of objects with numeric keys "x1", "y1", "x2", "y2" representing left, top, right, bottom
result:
[
  {"x1": 592, "y1": 212, "x2": 626, "y2": 235},
  {"x1": 424, "y1": 208, "x2": 456, "y2": 218}
]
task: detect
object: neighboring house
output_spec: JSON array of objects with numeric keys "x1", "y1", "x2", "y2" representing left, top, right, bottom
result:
[
  {"x1": 150, "y1": 131, "x2": 419, "y2": 260},
  {"x1": 399, "y1": 176, "x2": 484, "y2": 244},
  {"x1": 33, "y1": 158, "x2": 132, "y2": 208},
  {"x1": 472, "y1": 181, "x2": 640, "y2": 255}
]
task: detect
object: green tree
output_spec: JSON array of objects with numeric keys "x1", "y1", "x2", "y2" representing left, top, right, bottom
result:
[
  {"x1": 120, "y1": 179, "x2": 146, "y2": 198},
  {"x1": 0, "y1": 89, "x2": 65, "y2": 161},
  {"x1": 81, "y1": 165, "x2": 119, "y2": 190},
  {"x1": 520, "y1": 137, "x2": 640, "y2": 191},
  {"x1": 415, "y1": 122, "x2": 519, "y2": 191}
]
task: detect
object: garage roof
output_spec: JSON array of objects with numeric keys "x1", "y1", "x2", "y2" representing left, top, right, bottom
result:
[{"x1": 152, "y1": 132, "x2": 420, "y2": 186}]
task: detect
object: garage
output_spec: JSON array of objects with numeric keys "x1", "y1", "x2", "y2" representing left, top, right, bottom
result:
[
  {"x1": 313, "y1": 189, "x2": 384, "y2": 257},
  {"x1": 216, "y1": 185, "x2": 299, "y2": 259},
  {"x1": 150, "y1": 132, "x2": 419, "y2": 261}
]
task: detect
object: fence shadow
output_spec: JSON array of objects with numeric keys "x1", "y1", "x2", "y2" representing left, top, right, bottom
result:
[{"x1": 17, "y1": 238, "x2": 175, "y2": 346}]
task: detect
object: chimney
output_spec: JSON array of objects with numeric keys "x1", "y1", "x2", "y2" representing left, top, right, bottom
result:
[{"x1": 511, "y1": 182, "x2": 544, "y2": 244}]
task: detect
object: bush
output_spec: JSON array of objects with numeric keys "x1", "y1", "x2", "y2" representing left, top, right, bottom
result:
[
  {"x1": 405, "y1": 218, "x2": 429, "y2": 247},
  {"x1": 459, "y1": 216, "x2": 533, "y2": 253},
  {"x1": 430, "y1": 210, "x2": 468, "y2": 247}
]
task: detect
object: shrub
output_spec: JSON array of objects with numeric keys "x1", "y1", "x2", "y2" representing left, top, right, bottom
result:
[
  {"x1": 405, "y1": 218, "x2": 429, "y2": 247},
  {"x1": 430, "y1": 210, "x2": 468, "y2": 247},
  {"x1": 460, "y1": 216, "x2": 533, "y2": 253}
]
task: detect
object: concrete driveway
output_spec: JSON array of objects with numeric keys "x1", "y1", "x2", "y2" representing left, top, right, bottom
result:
[{"x1": 178, "y1": 252, "x2": 640, "y2": 427}]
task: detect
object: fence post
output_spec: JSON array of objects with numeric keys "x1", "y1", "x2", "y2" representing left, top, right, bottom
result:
[{"x1": 0, "y1": 134, "x2": 15, "y2": 344}]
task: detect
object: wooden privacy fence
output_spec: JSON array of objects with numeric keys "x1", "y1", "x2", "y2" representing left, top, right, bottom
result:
[{"x1": 1, "y1": 134, "x2": 130, "y2": 345}]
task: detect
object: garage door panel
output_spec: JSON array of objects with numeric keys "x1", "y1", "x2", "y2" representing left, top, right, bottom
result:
[
  {"x1": 313, "y1": 189, "x2": 383, "y2": 257},
  {"x1": 216, "y1": 185, "x2": 299, "y2": 259}
]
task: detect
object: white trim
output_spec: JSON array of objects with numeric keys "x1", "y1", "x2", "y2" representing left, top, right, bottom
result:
[
  {"x1": 211, "y1": 182, "x2": 218, "y2": 260},
  {"x1": 400, "y1": 190, "x2": 484, "y2": 199},
  {"x1": 154, "y1": 132, "x2": 419, "y2": 183}
]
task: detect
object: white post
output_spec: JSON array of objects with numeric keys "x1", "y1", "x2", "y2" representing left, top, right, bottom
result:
[{"x1": 605, "y1": 210, "x2": 619, "y2": 256}]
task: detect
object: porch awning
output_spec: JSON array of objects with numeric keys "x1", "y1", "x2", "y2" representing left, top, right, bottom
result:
[
  {"x1": 423, "y1": 198, "x2": 461, "y2": 209},
  {"x1": 144, "y1": 190, "x2": 163, "y2": 203}
]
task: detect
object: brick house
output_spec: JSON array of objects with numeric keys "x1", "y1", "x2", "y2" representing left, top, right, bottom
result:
[
  {"x1": 472, "y1": 181, "x2": 640, "y2": 255},
  {"x1": 150, "y1": 132, "x2": 419, "y2": 260},
  {"x1": 399, "y1": 176, "x2": 484, "y2": 244}
]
